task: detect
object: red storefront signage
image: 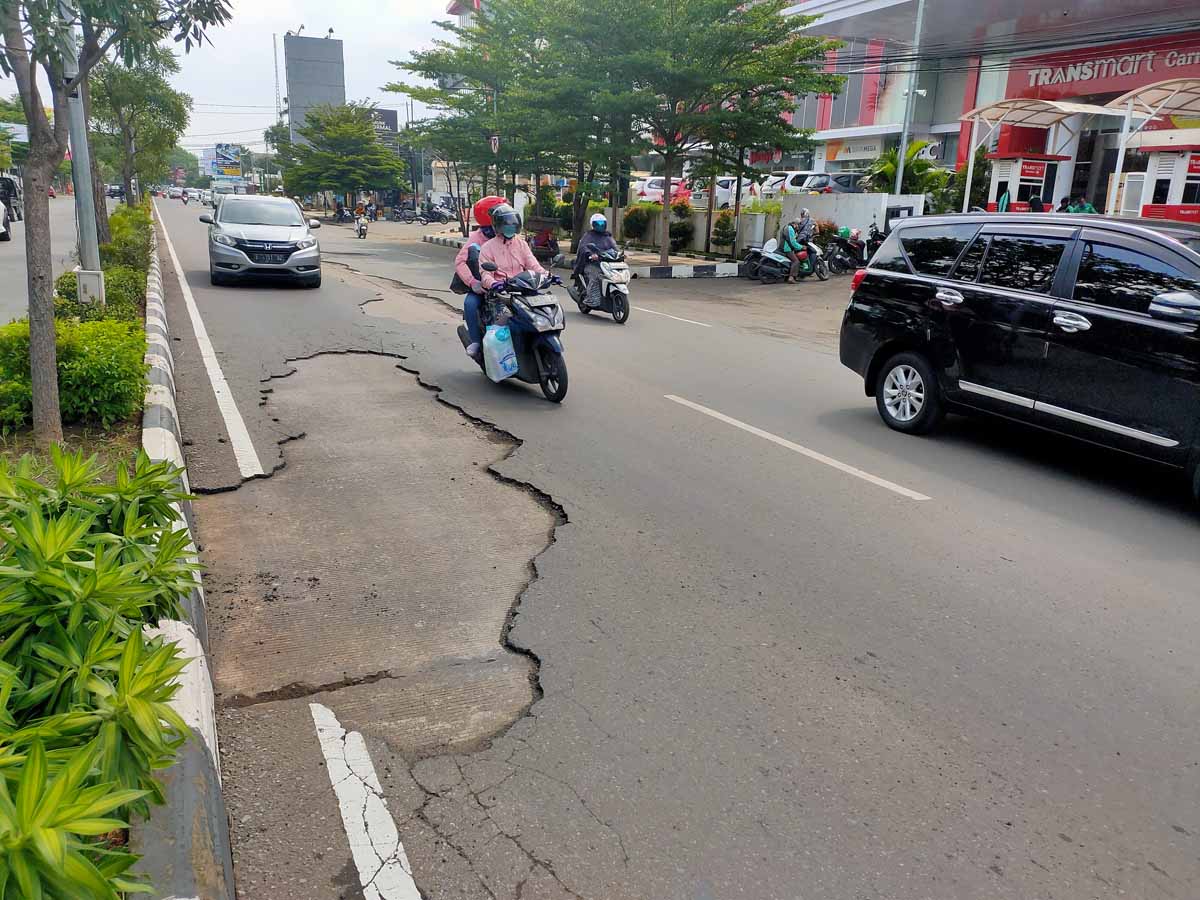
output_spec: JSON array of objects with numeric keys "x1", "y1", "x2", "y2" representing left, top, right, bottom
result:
[
  {"x1": 1008, "y1": 32, "x2": 1200, "y2": 105},
  {"x1": 1020, "y1": 161, "x2": 1047, "y2": 180},
  {"x1": 1189, "y1": 154, "x2": 1200, "y2": 175},
  {"x1": 1142, "y1": 204, "x2": 1200, "y2": 222}
]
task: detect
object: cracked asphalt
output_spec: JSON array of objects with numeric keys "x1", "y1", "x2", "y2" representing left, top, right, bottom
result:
[{"x1": 156, "y1": 199, "x2": 1200, "y2": 900}]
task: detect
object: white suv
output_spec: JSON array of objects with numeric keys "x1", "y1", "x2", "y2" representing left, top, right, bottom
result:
[{"x1": 759, "y1": 171, "x2": 820, "y2": 199}]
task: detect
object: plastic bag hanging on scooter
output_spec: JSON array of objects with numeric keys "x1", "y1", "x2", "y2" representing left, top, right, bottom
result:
[{"x1": 483, "y1": 324, "x2": 519, "y2": 382}]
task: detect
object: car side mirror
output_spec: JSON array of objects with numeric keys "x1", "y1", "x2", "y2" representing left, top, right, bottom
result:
[
  {"x1": 308, "y1": 219, "x2": 321, "y2": 229},
  {"x1": 481, "y1": 261, "x2": 498, "y2": 272},
  {"x1": 1148, "y1": 290, "x2": 1200, "y2": 323},
  {"x1": 198, "y1": 214, "x2": 213, "y2": 224}
]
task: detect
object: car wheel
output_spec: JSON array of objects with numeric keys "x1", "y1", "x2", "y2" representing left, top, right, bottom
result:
[
  {"x1": 210, "y1": 270, "x2": 228, "y2": 286},
  {"x1": 1190, "y1": 458, "x2": 1200, "y2": 504},
  {"x1": 304, "y1": 274, "x2": 322, "y2": 289},
  {"x1": 875, "y1": 352, "x2": 944, "y2": 435}
]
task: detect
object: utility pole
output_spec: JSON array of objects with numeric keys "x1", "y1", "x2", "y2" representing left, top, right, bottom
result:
[
  {"x1": 894, "y1": 0, "x2": 927, "y2": 196},
  {"x1": 58, "y1": 0, "x2": 100, "y2": 272}
]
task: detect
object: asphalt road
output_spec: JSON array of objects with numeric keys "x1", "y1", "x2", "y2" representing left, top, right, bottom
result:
[
  {"x1": 0, "y1": 194, "x2": 86, "y2": 322},
  {"x1": 154, "y1": 197, "x2": 1200, "y2": 900}
]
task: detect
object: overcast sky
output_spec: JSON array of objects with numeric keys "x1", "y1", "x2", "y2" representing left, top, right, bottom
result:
[
  {"x1": 0, "y1": 0, "x2": 451, "y2": 155},
  {"x1": 172, "y1": 0, "x2": 450, "y2": 154}
]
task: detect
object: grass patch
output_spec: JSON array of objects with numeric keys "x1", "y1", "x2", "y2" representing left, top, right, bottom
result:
[{"x1": 0, "y1": 421, "x2": 141, "y2": 475}]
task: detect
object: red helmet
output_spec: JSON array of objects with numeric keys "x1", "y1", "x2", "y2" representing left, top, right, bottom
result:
[{"x1": 473, "y1": 195, "x2": 506, "y2": 227}]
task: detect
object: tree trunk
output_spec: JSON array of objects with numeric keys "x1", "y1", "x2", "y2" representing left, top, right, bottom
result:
[
  {"x1": 704, "y1": 146, "x2": 718, "y2": 254},
  {"x1": 731, "y1": 146, "x2": 746, "y2": 260},
  {"x1": 609, "y1": 155, "x2": 622, "y2": 242},
  {"x1": 23, "y1": 156, "x2": 63, "y2": 445},
  {"x1": 81, "y1": 79, "x2": 110, "y2": 243},
  {"x1": 658, "y1": 152, "x2": 673, "y2": 266}
]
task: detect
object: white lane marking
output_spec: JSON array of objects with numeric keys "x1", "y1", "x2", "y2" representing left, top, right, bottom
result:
[
  {"x1": 631, "y1": 306, "x2": 712, "y2": 327},
  {"x1": 664, "y1": 394, "x2": 931, "y2": 501},
  {"x1": 310, "y1": 703, "x2": 421, "y2": 900},
  {"x1": 154, "y1": 201, "x2": 265, "y2": 478}
]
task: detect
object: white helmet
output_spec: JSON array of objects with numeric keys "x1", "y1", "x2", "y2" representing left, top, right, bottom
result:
[{"x1": 589, "y1": 212, "x2": 608, "y2": 232}]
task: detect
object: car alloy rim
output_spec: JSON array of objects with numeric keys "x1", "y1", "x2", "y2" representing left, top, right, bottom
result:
[{"x1": 883, "y1": 365, "x2": 925, "y2": 422}]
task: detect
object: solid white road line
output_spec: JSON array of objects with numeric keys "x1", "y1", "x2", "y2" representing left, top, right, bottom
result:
[
  {"x1": 310, "y1": 703, "x2": 421, "y2": 900},
  {"x1": 154, "y1": 201, "x2": 265, "y2": 478},
  {"x1": 632, "y1": 306, "x2": 712, "y2": 327},
  {"x1": 664, "y1": 394, "x2": 931, "y2": 501}
]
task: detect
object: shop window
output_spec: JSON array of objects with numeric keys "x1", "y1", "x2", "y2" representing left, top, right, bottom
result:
[
  {"x1": 1182, "y1": 179, "x2": 1200, "y2": 205},
  {"x1": 978, "y1": 235, "x2": 1069, "y2": 294},
  {"x1": 899, "y1": 224, "x2": 980, "y2": 277},
  {"x1": 1073, "y1": 242, "x2": 1199, "y2": 313},
  {"x1": 1153, "y1": 178, "x2": 1172, "y2": 204},
  {"x1": 950, "y1": 237, "x2": 987, "y2": 282}
]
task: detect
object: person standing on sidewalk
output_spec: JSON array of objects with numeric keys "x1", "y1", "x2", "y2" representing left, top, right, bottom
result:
[{"x1": 455, "y1": 195, "x2": 506, "y2": 360}]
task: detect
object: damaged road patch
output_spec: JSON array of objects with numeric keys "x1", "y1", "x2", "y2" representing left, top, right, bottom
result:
[{"x1": 198, "y1": 352, "x2": 561, "y2": 897}]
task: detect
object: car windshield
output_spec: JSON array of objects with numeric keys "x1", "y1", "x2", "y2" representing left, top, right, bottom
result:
[{"x1": 219, "y1": 200, "x2": 303, "y2": 227}]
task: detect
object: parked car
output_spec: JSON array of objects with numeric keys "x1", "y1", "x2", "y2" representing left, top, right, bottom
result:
[
  {"x1": 801, "y1": 172, "x2": 867, "y2": 194},
  {"x1": 201, "y1": 189, "x2": 214, "y2": 206},
  {"x1": 759, "y1": 170, "x2": 820, "y2": 199},
  {"x1": 0, "y1": 198, "x2": 11, "y2": 242},
  {"x1": 0, "y1": 175, "x2": 23, "y2": 221},
  {"x1": 634, "y1": 177, "x2": 689, "y2": 204},
  {"x1": 839, "y1": 213, "x2": 1200, "y2": 502},
  {"x1": 106, "y1": 184, "x2": 125, "y2": 199},
  {"x1": 690, "y1": 176, "x2": 761, "y2": 209},
  {"x1": 200, "y1": 194, "x2": 322, "y2": 288},
  {"x1": 168, "y1": 186, "x2": 183, "y2": 199}
]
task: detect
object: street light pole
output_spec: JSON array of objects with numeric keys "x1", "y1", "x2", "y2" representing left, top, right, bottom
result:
[
  {"x1": 894, "y1": 0, "x2": 927, "y2": 196},
  {"x1": 58, "y1": 0, "x2": 100, "y2": 271}
]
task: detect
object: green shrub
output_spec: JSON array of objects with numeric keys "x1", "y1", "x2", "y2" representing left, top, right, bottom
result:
[
  {"x1": 671, "y1": 197, "x2": 692, "y2": 220},
  {"x1": 622, "y1": 205, "x2": 651, "y2": 240},
  {"x1": 55, "y1": 266, "x2": 143, "y2": 323},
  {"x1": 744, "y1": 199, "x2": 782, "y2": 216},
  {"x1": 669, "y1": 218, "x2": 695, "y2": 252},
  {"x1": 0, "y1": 447, "x2": 199, "y2": 897},
  {"x1": 556, "y1": 201, "x2": 573, "y2": 231},
  {"x1": 99, "y1": 204, "x2": 153, "y2": 273},
  {"x1": 712, "y1": 209, "x2": 736, "y2": 246},
  {"x1": 0, "y1": 320, "x2": 146, "y2": 431}
]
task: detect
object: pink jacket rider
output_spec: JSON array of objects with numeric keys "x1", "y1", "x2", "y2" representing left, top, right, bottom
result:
[
  {"x1": 454, "y1": 228, "x2": 491, "y2": 294},
  {"x1": 479, "y1": 233, "x2": 545, "y2": 290}
]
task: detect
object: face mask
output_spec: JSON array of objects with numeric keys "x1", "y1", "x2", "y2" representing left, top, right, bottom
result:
[
  {"x1": 593, "y1": 221, "x2": 606, "y2": 232},
  {"x1": 501, "y1": 224, "x2": 518, "y2": 239}
]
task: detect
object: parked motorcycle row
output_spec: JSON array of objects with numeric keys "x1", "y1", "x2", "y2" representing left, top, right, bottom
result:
[{"x1": 743, "y1": 222, "x2": 886, "y2": 284}]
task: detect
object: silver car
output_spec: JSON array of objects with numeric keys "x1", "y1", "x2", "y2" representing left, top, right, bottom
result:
[{"x1": 200, "y1": 195, "x2": 322, "y2": 288}]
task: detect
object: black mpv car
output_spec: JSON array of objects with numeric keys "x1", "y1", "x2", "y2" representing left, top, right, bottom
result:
[{"x1": 840, "y1": 214, "x2": 1200, "y2": 502}]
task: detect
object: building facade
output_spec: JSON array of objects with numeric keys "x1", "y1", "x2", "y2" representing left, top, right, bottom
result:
[{"x1": 789, "y1": 0, "x2": 1200, "y2": 211}]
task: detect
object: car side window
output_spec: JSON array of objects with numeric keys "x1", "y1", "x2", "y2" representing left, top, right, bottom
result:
[
  {"x1": 1073, "y1": 241, "x2": 1200, "y2": 313},
  {"x1": 898, "y1": 224, "x2": 979, "y2": 277},
  {"x1": 834, "y1": 175, "x2": 851, "y2": 188},
  {"x1": 950, "y1": 236, "x2": 987, "y2": 282},
  {"x1": 869, "y1": 232, "x2": 911, "y2": 273},
  {"x1": 790, "y1": 174, "x2": 807, "y2": 187},
  {"x1": 978, "y1": 235, "x2": 1069, "y2": 294}
]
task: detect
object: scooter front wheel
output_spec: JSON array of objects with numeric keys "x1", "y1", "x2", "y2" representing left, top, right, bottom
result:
[
  {"x1": 539, "y1": 352, "x2": 568, "y2": 403},
  {"x1": 611, "y1": 293, "x2": 629, "y2": 324}
]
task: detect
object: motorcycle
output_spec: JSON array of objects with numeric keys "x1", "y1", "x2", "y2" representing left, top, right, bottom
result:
[
  {"x1": 752, "y1": 238, "x2": 829, "y2": 284},
  {"x1": 568, "y1": 248, "x2": 631, "y2": 324},
  {"x1": 355, "y1": 215, "x2": 369, "y2": 239},
  {"x1": 458, "y1": 261, "x2": 569, "y2": 402},
  {"x1": 826, "y1": 230, "x2": 863, "y2": 275}
]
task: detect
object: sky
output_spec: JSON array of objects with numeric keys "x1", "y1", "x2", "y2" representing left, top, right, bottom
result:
[{"x1": 0, "y1": 0, "x2": 451, "y2": 157}]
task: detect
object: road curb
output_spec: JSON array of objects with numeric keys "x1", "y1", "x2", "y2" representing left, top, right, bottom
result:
[
  {"x1": 421, "y1": 233, "x2": 742, "y2": 278},
  {"x1": 130, "y1": 222, "x2": 236, "y2": 900}
]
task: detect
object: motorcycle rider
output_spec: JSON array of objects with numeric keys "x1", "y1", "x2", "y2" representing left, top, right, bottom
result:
[
  {"x1": 455, "y1": 195, "x2": 506, "y2": 359},
  {"x1": 782, "y1": 210, "x2": 813, "y2": 284},
  {"x1": 572, "y1": 213, "x2": 618, "y2": 307},
  {"x1": 479, "y1": 203, "x2": 546, "y2": 292}
]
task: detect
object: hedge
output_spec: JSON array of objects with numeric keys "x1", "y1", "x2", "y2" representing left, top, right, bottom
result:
[
  {"x1": 0, "y1": 447, "x2": 197, "y2": 898},
  {"x1": 0, "y1": 320, "x2": 147, "y2": 431},
  {"x1": 54, "y1": 266, "x2": 144, "y2": 323}
]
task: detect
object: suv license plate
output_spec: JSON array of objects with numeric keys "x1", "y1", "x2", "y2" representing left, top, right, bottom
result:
[{"x1": 254, "y1": 253, "x2": 288, "y2": 264}]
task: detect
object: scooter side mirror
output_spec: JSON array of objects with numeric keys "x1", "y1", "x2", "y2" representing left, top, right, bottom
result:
[{"x1": 481, "y1": 261, "x2": 498, "y2": 272}]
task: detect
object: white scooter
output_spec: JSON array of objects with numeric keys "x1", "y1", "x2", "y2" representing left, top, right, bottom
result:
[
  {"x1": 355, "y1": 215, "x2": 368, "y2": 239},
  {"x1": 569, "y1": 247, "x2": 631, "y2": 324}
]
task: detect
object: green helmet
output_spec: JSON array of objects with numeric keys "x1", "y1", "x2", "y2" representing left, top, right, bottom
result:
[{"x1": 838, "y1": 226, "x2": 851, "y2": 239}]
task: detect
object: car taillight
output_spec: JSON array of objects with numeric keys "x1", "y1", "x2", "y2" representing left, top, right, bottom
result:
[{"x1": 850, "y1": 268, "x2": 867, "y2": 293}]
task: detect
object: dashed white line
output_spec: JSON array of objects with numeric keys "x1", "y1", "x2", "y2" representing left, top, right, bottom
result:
[
  {"x1": 154, "y1": 201, "x2": 265, "y2": 478},
  {"x1": 632, "y1": 306, "x2": 712, "y2": 327},
  {"x1": 310, "y1": 703, "x2": 421, "y2": 900},
  {"x1": 664, "y1": 394, "x2": 931, "y2": 501}
]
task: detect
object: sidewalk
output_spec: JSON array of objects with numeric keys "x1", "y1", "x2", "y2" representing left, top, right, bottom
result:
[{"x1": 423, "y1": 232, "x2": 741, "y2": 278}]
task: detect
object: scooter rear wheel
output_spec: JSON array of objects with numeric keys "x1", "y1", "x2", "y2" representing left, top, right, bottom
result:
[{"x1": 816, "y1": 258, "x2": 830, "y2": 281}]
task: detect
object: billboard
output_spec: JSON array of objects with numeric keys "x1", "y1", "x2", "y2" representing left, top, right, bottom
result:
[
  {"x1": 283, "y1": 34, "x2": 346, "y2": 144},
  {"x1": 213, "y1": 143, "x2": 242, "y2": 177},
  {"x1": 173, "y1": 167, "x2": 186, "y2": 186}
]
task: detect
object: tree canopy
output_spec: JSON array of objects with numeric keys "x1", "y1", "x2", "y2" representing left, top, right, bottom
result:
[{"x1": 280, "y1": 103, "x2": 409, "y2": 198}]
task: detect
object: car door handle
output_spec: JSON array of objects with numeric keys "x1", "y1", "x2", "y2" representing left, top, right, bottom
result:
[
  {"x1": 1053, "y1": 311, "x2": 1092, "y2": 333},
  {"x1": 935, "y1": 288, "x2": 964, "y2": 306}
]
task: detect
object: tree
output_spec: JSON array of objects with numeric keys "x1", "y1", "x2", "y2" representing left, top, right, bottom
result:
[
  {"x1": 0, "y1": 0, "x2": 231, "y2": 446},
  {"x1": 865, "y1": 140, "x2": 946, "y2": 195},
  {"x1": 281, "y1": 103, "x2": 408, "y2": 200},
  {"x1": 0, "y1": 92, "x2": 27, "y2": 168},
  {"x1": 91, "y1": 45, "x2": 191, "y2": 204}
]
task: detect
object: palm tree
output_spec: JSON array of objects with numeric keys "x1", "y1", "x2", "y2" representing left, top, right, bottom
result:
[{"x1": 865, "y1": 140, "x2": 948, "y2": 195}]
